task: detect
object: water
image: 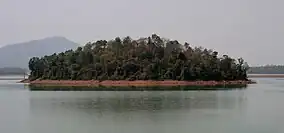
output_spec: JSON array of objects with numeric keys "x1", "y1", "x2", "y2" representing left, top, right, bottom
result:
[{"x1": 1, "y1": 76, "x2": 284, "y2": 133}]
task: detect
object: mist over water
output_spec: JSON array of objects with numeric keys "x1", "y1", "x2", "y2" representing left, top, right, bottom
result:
[{"x1": 0, "y1": 76, "x2": 284, "y2": 133}]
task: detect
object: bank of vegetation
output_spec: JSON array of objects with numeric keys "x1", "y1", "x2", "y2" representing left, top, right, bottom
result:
[
  {"x1": 27, "y1": 34, "x2": 249, "y2": 85},
  {"x1": 249, "y1": 65, "x2": 284, "y2": 74}
]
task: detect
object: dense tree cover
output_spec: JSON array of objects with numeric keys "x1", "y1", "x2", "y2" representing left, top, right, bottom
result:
[
  {"x1": 249, "y1": 65, "x2": 284, "y2": 74},
  {"x1": 28, "y1": 34, "x2": 249, "y2": 81}
]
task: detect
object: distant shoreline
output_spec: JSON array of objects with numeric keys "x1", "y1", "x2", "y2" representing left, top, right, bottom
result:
[
  {"x1": 20, "y1": 79, "x2": 255, "y2": 87},
  {"x1": 248, "y1": 74, "x2": 284, "y2": 78}
]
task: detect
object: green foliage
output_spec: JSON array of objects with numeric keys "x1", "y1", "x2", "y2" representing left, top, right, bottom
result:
[{"x1": 28, "y1": 34, "x2": 248, "y2": 81}]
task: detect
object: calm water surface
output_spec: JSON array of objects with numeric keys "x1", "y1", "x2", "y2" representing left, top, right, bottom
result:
[{"x1": 0, "y1": 76, "x2": 284, "y2": 133}]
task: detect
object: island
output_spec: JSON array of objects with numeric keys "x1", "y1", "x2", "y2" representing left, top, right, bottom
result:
[{"x1": 22, "y1": 34, "x2": 254, "y2": 87}]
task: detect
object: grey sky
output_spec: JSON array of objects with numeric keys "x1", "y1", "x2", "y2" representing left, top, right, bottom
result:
[{"x1": 0, "y1": 0, "x2": 283, "y2": 66}]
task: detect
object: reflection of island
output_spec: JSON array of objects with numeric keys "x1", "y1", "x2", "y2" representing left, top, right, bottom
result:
[
  {"x1": 29, "y1": 91, "x2": 247, "y2": 118},
  {"x1": 28, "y1": 85, "x2": 247, "y2": 91},
  {"x1": 29, "y1": 91, "x2": 248, "y2": 133}
]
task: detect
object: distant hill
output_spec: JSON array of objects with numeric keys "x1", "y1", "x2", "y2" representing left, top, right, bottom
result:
[
  {"x1": 249, "y1": 65, "x2": 284, "y2": 74},
  {"x1": 0, "y1": 67, "x2": 27, "y2": 75},
  {"x1": 0, "y1": 36, "x2": 79, "y2": 68}
]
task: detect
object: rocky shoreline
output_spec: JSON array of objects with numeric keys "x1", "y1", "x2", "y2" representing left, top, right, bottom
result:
[{"x1": 20, "y1": 79, "x2": 256, "y2": 87}]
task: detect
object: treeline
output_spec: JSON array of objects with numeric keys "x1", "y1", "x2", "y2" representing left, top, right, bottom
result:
[
  {"x1": 249, "y1": 65, "x2": 284, "y2": 74},
  {"x1": 28, "y1": 34, "x2": 249, "y2": 81}
]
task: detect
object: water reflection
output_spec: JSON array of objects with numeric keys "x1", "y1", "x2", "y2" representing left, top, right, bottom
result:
[
  {"x1": 27, "y1": 84, "x2": 251, "y2": 133},
  {"x1": 30, "y1": 91, "x2": 247, "y2": 116},
  {"x1": 29, "y1": 84, "x2": 247, "y2": 91}
]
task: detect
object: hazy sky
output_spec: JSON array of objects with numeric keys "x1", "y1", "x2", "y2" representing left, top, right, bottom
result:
[{"x1": 0, "y1": 0, "x2": 283, "y2": 66}]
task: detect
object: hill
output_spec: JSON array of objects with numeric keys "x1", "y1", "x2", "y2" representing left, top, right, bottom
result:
[
  {"x1": 249, "y1": 65, "x2": 284, "y2": 74},
  {"x1": 0, "y1": 67, "x2": 27, "y2": 75},
  {"x1": 0, "y1": 37, "x2": 79, "y2": 68}
]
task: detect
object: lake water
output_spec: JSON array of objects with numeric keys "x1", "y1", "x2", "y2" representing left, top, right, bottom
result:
[{"x1": 1, "y1": 76, "x2": 284, "y2": 133}]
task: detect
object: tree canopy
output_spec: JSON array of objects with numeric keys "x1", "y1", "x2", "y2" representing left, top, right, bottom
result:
[{"x1": 28, "y1": 34, "x2": 249, "y2": 81}]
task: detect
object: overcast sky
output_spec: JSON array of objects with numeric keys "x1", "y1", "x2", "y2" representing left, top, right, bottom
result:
[{"x1": 0, "y1": 0, "x2": 283, "y2": 66}]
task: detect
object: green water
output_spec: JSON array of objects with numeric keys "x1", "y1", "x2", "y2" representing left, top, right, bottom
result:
[{"x1": 1, "y1": 77, "x2": 284, "y2": 133}]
